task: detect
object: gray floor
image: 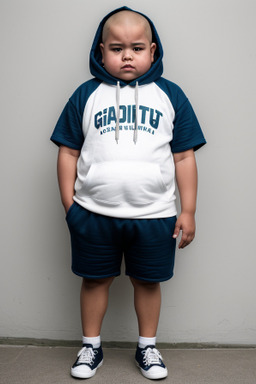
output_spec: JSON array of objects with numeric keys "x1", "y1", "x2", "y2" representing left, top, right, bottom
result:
[{"x1": 1, "y1": 345, "x2": 256, "y2": 384}]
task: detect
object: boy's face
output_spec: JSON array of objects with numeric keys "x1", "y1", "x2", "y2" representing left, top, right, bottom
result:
[{"x1": 100, "y1": 23, "x2": 156, "y2": 81}]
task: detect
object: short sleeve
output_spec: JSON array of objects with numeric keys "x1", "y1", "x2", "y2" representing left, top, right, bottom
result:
[
  {"x1": 171, "y1": 98, "x2": 206, "y2": 153},
  {"x1": 50, "y1": 100, "x2": 84, "y2": 150}
]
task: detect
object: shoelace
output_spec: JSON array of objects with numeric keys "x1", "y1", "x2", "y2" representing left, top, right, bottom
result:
[
  {"x1": 77, "y1": 346, "x2": 97, "y2": 365},
  {"x1": 142, "y1": 347, "x2": 163, "y2": 366}
]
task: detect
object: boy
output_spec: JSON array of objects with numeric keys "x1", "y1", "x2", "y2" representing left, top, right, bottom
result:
[{"x1": 51, "y1": 6, "x2": 206, "y2": 380}]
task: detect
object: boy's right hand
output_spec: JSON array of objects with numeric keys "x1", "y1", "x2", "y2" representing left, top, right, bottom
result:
[{"x1": 64, "y1": 200, "x2": 74, "y2": 214}]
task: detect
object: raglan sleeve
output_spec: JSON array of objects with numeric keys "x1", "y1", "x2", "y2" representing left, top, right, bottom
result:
[
  {"x1": 50, "y1": 98, "x2": 84, "y2": 150},
  {"x1": 170, "y1": 91, "x2": 206, "y2": 153}
]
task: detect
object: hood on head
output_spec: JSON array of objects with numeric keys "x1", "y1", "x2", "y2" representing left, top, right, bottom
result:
[{"x1": 89, "y1": 6, "x2": 163, "y2": 87}]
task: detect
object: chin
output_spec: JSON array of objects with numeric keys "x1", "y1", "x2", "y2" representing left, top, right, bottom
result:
[{"x1": 119, "y1": 74, "x2": 138, "y2": 81}]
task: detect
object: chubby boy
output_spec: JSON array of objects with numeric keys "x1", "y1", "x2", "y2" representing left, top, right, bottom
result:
[{"x1": 51, "y1": 6, "x2": 206, "y2": 380}]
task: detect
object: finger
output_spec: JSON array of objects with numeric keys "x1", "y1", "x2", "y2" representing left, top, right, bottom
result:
[
  {"x1": 179, "y1": 240, "x2": 189, "y2": 249},
  {"x1": 177, "y1": 230, "x2": 185, "y2": 248},
  {"x1": 173, "y1": 224, "x2": 180, "y2": 239},
  {"x1": 179, "y1": 233, "x2": 194, "y2": 249}
]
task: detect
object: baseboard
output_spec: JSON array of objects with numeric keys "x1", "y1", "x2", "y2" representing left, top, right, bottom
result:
[{"x1": 0, "y1": 337, "x2": 255, "y2": 349}]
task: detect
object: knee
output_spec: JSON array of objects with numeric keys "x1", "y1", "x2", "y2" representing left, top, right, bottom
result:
[
  {"x1": 82, "y1": 277, "x2": 114, "y2": 290},
  {"x1": 130, "y1": 277, "x2": 159, "y2": 290}
]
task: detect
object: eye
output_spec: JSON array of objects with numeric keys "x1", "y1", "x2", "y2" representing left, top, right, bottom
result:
[
  {"x1": 112, "y1": 48, "x2": 122, "y2": 52},
  {"x1": 134, "y1": 47, "x2": 143, "y2": 52}
]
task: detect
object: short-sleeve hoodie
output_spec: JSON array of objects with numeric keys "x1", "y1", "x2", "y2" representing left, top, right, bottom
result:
[{"x1": 51, "y1": 6, "x2": 206, "y2": 219}]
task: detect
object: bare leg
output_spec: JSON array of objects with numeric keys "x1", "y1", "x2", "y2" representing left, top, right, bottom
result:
[
  {"x1": 130, "y1": 277, "x2": 161, "y2": 337},
  {"x1": 80, "y1": 277, "x2": 114, "y2": 337}
]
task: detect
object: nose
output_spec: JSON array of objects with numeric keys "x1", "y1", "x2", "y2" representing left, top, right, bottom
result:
[{"x1": 122, "y1": 50, "x2": 133, "y2": 61}]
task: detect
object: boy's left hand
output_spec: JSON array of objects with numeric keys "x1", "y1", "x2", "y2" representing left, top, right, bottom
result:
[{"x1": 173, "y1": 212, "x2": 196, "y2": 249}]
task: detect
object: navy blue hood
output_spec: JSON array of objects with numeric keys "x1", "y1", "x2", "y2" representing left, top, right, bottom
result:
[{"x1": 89, "y1": 6, "x2": 164, "y2": 87}]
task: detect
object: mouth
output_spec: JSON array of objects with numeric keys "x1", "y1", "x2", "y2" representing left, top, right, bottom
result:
[{"x1": 121, "y1": 65, "x2": 135, "y2": 70}]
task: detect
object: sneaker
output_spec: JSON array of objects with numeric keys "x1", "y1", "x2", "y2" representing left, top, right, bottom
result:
[
  {"x1": 135, "y1": 345, "x2": 168, "y2": 380},
  {"x1": 71, "y1": 343, "x2": 103, "y2": 379}
]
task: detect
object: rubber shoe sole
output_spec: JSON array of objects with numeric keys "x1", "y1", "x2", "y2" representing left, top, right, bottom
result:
[
  {"x1": 71, "y1": 359, "x2": 103, "y2": 379},
  {"x1": 136, "y1": 360, "x2": 168, "y2": 380}
]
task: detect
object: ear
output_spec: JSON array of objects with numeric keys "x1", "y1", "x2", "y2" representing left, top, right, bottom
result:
[
  {"x1": 150, "y1": 43, "x2": 157, "y2": 63},
  {"x1": 100, "y1": 43, "x2": 104, "y2": 64}
]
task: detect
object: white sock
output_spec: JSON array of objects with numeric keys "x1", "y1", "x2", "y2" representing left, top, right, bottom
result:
[
  {"x1": 82, "y1": 335, "x2": 101, "y2": 348},
  {"x1": 138, "y1": 336, "x2": 156, "y2": 348}
]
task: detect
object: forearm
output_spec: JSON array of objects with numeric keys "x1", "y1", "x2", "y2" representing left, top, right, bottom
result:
[
  {"x1": 174, "y1": 149, "x2": 198, "y2": 214},
  {"x1": 172, "y1": 149, "x2": 198, "y2": 248},
  {"x1": 57, "y1": 145, "x2": 80, "y2": 213}
]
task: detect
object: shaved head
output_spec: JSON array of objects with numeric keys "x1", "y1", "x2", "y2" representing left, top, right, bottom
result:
[{"x1": 102, "y1": 10, "x2": 152, "y2": 43}]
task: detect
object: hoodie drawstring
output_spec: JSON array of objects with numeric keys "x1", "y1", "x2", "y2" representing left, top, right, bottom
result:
[
  {"x1": 115, "y1": 81, "x2": 120, "y2": 143},
  {"x1": 115, "y1": 81, "x2": 139, "y2": 144},
  {"x1": 134, "y1": 81, "x2": 139, "y2": 144}
]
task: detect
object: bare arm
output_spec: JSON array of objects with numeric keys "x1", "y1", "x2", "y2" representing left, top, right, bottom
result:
[
  {"x1": 173, "y1": 149, "x2": 198, "y2": 249},
  {"x1": 57, "y1": 145, "x2": 80, "y2": 213}
]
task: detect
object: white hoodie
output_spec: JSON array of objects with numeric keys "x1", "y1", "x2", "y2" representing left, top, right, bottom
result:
[{"x1": 51, "y1": 7, "x2": 206, "y2": 219}]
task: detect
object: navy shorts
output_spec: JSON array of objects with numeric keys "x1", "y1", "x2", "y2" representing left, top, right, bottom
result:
[{"x1": 66, "y1": 202, "x2": 177, "y2": 282}]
